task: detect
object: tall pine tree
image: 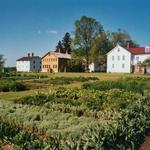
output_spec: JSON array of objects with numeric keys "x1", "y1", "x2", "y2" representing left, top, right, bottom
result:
[
  {"x1": 55, "y1": 41, "x2": 63, "y2": 53},
  {"x1": 62, "y1": 32, "x2": 72, "y2": 54}
]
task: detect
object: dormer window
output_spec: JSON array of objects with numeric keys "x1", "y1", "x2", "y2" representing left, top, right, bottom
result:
[{"x1": 118, "y1": 48, "x2": 120, "y2": 52}]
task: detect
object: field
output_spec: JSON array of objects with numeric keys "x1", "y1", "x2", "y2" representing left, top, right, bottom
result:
[{"x1": 0, "y1": 72, "x2": 150, "y2": 150}]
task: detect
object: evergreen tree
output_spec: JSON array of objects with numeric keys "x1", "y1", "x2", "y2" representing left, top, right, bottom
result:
[
  {"x1": 62, "y1": 32, "x2": 72, "y2": 54},
  {"x1": 55, "y1": 41, "x2": 63, "y2": 53}
]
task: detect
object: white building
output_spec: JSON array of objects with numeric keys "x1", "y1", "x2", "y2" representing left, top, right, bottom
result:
[
  {"x1": 16, "y1": 53, "x2": 41, "y2": 72},
  {"x1": 107, "y1": 44, "x2": 150, "y2": 73},
  {"x1": 89, "y1": 63, "x2": 106, "y2": 72}
]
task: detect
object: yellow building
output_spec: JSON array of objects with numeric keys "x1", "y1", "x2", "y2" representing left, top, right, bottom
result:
[{"x1": 41, "y1": 52, "x2": 71, "y2": 73}]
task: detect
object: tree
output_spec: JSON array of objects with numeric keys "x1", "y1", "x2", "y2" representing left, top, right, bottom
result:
[
  {"x1": 55, "y1": 41, "x2": 63, "y2": 53},
  {"x1": 111, "y1": 29, "x2": 139, "y2": 48},
  {"x1": 62, "y1": 32, "x2": 72, "y2": 54},
  {"x1": 74, "y1": 16, "x2": 103, "y2": 71},
  {"x1": 0, "y1": 54, "x2": 5, "y2": 73},
  {"x1": 90, "y1": 31, "x2": 113, "y2": 66},
  {"x1": 138, "y1": 58, "x2": 150, "y2": 74},
  {"x1": 141, "y1": 58, "x2": 150, "y2": 67}
]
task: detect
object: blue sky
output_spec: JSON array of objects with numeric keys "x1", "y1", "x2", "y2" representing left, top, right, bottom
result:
[{"x1": 0, "y1": 0, "x2": 150, "y2": 66}]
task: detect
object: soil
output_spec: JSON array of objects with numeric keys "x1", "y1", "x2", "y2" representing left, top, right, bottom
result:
[
  {"x1": 139, "y1": 136, "x2": 150, "y2": 150},
  {"x1": 0, "y1": 144, "x2": 12, "y2": 150}
]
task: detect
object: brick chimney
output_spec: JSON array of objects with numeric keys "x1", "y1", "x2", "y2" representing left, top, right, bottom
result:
[
  {"x1": 127, "y1": 42, "x2": 130, "y2": 49},
  {"x1": 28, "y1": 53, "x2": 30, "y2": 57},
  {"x1": 31, "y1": 52, "x2": 34, "y2": 57}
]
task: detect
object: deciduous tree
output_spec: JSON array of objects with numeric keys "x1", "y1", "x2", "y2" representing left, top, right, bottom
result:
[{"x1": 74, "y1": 16, "x2": 103, "y2": 71}]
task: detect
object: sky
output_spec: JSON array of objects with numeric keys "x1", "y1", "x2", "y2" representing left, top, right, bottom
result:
[{"x1": 0, "y1": 0, "x2": 150, "y2": 66}]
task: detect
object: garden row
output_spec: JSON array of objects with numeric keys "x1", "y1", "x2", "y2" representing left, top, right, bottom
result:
[
  {"x1": 0, "y1": 76, "x2": 99, "y2": 92},
  {"x1": 82, "y1": 76, "x2": 150, "y2": 94},
  {"x1": 0, "y1": 80, "x2": 26, "y2": 92},
  {"x1": 0, "y1": 95, "x2": 150, "y2": 149},
  {"x1": 15, "y1": 88, "x2": 141, "y2": 112},
  {"x1": 30, "y1": 76, "x2": 99, "y2": 85}
]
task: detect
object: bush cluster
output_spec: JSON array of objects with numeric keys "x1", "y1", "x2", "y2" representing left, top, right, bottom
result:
[
  {"x1": 16, "y1": 87, "x2": 141, "y2": 112},
  {"x1": 0, "y1": 80, "x2": 26, "y2": 92},
  {"x1": 82, "y1": 77, "x2": 150, "y2": 94},
  {"x1": 32, "y1": 76, "x2": 99, "y2": 85},
  {"x1": 1, "y1": 95, "x2": 150, "y2": 149}
]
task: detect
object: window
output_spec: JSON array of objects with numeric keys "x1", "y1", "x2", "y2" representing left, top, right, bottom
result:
[
  {"x1": 122, "y1": 64, "x2": 125, "y2": 68},
  {"x1": 136, "y1": 56, "x2": 139, "y2": 61},
  {"x1": 33, "y1": 61, "x2": 35, "y2": 64},
  {"x1": 122, "y1": 55, "x2": 125, "y2": 60},
  {"x1": 53, "y1": 65, "x2": 57, "y2": 68},
  {"x1": 112, "y1": 64, "x2": 114, "y2": 68},
  {"x1": 118, "y1": 56, "x2": 120, "y2": 60},
  {"x1": 33, "y1": 66, "x2": 35, "y2": 69},
  {"x1": 112, "y1": 56, "x2": 114, "y2": 61},
  {"x1": 118, "y1": 48, "x2": 120, "y2": 52}
]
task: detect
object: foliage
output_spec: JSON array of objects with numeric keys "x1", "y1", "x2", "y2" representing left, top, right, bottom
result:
[
  {"x1": 16, "y1": 87, "x2": 141, "y2": 112},
  {"x1": 0, "y1": 80, "x2": 26, "y2": 92},
  {"x1": 55, "y1": 32, "x2": 72, "y2": 54},
  {"x1": 141, "y1": 58, "x2": 150, "y2": 67},
  {"x1": 84, "y1": 95, "x2": 150, "y2": 149},
  {"x1": 0, "y1": 75, "x2": 149, "y2": 149},
  {"x1": 55, "y1": 40, "x2": 64, "y2": 53},
  {"x1": 32, "y1": 76, "x2": 99, "y2": 85},
  {"x1": 74, "y1": 16, "x2": 104, "y2": 71},
  {"x1": 62, "y1": 32, "x2": 72, "y2": 54},
  {"x1": 82, "y1": 77, "x2": 150, "y2": 94},
  {"x1": 110, "y1": 28, "x2": 139, "y2": 47}
]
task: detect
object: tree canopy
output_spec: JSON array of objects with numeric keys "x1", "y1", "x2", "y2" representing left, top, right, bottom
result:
[
  {"x1": 110, "y1": 29, "x2": 139, "y2": 48},
  {"x1": 74, "y1": 16, "x2": 104, "y2": 71},
  {"x1": 55, "y1": 41, "x2": 63, "y2": 53},
  {"x1": 141, "y1": 58, "x2": 150, "y2": 67},
  {"x1": 55, "y1": 32, "x2": 72, "y2": 54},
  {"x1": 71, "y1": 16, "x2": 139, "y2": 72}
]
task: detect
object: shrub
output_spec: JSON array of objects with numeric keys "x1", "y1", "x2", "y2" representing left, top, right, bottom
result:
[
  {"x1": 82, "y1": 77, "x2": 150, "y2": 94},
  {"x1": 0, "y1": 80, "x2": 26, "y2": 92}
]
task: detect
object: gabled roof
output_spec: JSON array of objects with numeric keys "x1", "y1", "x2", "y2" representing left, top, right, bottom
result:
[
  {"x1": 127, "y1": 47, "x2": 150, "y2": 54},
  {"x1": 42, "y1": 51, "x2": 71, "y2": 59},
  {"x1": 107, "y1": 44, "x2": 150, "y2": 55},
  {"x1": 17, "y1": 56, "x2": 40, "y2": 61}
]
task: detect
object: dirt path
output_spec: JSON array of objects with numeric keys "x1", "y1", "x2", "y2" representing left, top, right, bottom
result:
[{"x1": 139, "y1": 136, "x2": 150, "y2": 150}]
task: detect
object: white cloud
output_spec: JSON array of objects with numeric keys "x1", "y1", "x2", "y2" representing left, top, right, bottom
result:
[{"x1": 46, "y1": 30, "x2": 58, "y2": 35}]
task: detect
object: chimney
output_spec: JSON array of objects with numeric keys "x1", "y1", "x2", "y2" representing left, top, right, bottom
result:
[
  {"x1": 127, "y1": 42, "x2": 130, "y2": 49},
  {"x1": 28, "y1": 53, "x2": 30, "y2": 57},
  {"x1": 31, "y1": 52, "x2": 34, "y2": 57}
]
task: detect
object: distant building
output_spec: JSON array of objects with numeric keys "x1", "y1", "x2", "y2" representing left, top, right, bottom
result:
[
  {"x1": 16, "y1": 53, "x2": 41, "y2": 72},
  {"x1": 41, "y1": 51, "x2": 71, "y2": 73},
  {"x1": 89, "y1": 62, "x2": 106, "y2": 72},
  {"x1": 107, "y1": 44, "x2": 150, "y2": 73}
]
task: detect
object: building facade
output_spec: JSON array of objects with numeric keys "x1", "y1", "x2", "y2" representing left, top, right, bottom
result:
[
  {"x1": 41, "y1": 52, "x2": 71, "y2": 73},
  {"x1": 89, "y1": 63, "x2": 106, "y2": 72},
  {"x1": 107, "y1": 44, "x2": 150, "y2": 73},
  {"x1": 16, "y1": 53, "x2": 41, "y2": 72}
]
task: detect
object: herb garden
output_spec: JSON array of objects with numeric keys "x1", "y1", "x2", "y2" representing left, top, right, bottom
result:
[{"x1": 0, "y1": 73, "x2": 150, "y2": 149}]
